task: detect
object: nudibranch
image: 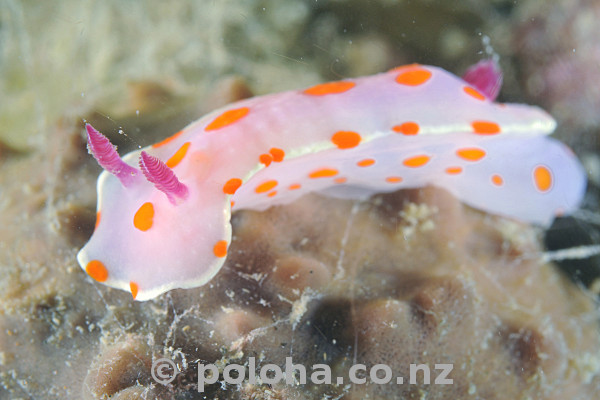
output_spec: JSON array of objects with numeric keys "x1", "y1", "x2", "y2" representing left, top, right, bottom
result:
[{"x1": 78, "y1": 61, "x2": 586, "y2": 301}]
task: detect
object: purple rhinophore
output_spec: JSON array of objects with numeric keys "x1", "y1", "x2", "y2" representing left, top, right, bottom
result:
[
  {"x1": 139, "y1": 151, "x2": 188, "y2": 204},
  {"x1": 462, "y1": 59, "x2": 503, "y2": 101},
  {"x1": 86, "y1": 124, "x2": 140, "y2": 187}
]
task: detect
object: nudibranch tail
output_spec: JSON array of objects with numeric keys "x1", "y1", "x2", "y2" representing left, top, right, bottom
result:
[
  {"x1": 462, "y1": 59, "x2": 503, "y2": 101},
  {"x1": 86, "y1": 124, "x2": 140, "y2": 187},
  {"x1": 139, "y1": 151, "x2": 189, "y2": 204}
]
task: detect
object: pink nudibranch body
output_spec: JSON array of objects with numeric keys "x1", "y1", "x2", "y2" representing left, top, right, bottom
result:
[{"x1": 78, "y1": 63, "x2": 586, "y2": 301}]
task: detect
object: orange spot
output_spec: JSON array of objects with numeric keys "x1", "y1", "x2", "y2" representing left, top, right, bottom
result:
[
  {"x1": 255, "y1": 180, "x2": 278, "y2": 193},
  {"x1": 402, "y1": 155, "x2": 431, "y2": 168},
  {"x1": 288, "y1": 183, "x2": 301, "y2": 190},
  {"x1": 334, "y1": 177, "x2": 347, "y2": 184},
  {"x1": 533, "y1": 165, "x2": 553, "y2": 192},
  {"x1": 95, "y1": 211, "x2": 101, "y2": 230},
  {"x1": 491, "y1": 174, "x2": 504, "y2": 186},
  {"x1": 205, "y1": 107, "x2": 249, "y2": 131},
  {"x1": 472, "y1": 121, "x2": 501, "y2": 135},
  {"x1": 133, "y1": 202, "x2": 154, "y2": 231},
  {"x1": 86, "y1": 260, "x2": 108, "y2": 282},
  {"x1": 231, "y1": 201, "x2": 235, "y2": 208},
  {"x1": 357, "y1": 158, "x2": 375, "y2": 167},
  {"x1": 463, "y1": 86, "x2": 486, "y2": 101},
  {"x1": 456, "y1": 147, "x2": 486, "y2": 162},
  {"x1": 392, "y1": 122, "x2": 420, "y2": 135},
  {"x1": 386, "y1": 176, "x2": 403, "y2": 183},
  {"x1": 309, "y1": 168, "x2": 339, "y2": 178},
  {"x1": 130, "y1": 282, "x2": 139, "y2": 300},
  {"x1": 395, "y1": 66, "x2": 432, "y2": 86},
  {"x1": 267, "y1": 191, "x2": 277, "y2": 197},
  {"x1": 223, "y1": 178, "x2": 242, "y2": 195},
  {"x1": 259, "y1": 153, "x2": 273, "y2": 167},
  {"x1": 331, "y1": 131, "x2": 362, "y2": 149},
  {"x1": 213, "y1": 240, "x2": 228, "y2": 257},
  {"x1": 445, "y1": 166, "x2": 463, "y2": 175},
  {"x1": 303, "y1": 81, "x2": 356, "y2": 96},
  {"x1": 269, "y1": 148, "x2": 285, "y2": 162},
  {"x1": 152, "y1": 130, "x2": 184, "y2": 148},
  {"x1": 166, "y1": 142, "x2": 191, "y2": 168}
]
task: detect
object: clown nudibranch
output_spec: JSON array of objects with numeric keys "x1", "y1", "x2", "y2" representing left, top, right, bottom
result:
[{"x1": 78, "y1": 62, "x2": 586, "y2": 300}]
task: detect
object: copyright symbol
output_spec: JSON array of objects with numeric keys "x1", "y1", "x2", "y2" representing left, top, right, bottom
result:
[{"x1": 151, "y1": 358, "x2": 177, "y2": 385}]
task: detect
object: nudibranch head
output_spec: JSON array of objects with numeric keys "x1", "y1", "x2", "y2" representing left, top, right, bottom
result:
[{"x1": 78, "y1": 126, "x2": 230, "y2": 300}]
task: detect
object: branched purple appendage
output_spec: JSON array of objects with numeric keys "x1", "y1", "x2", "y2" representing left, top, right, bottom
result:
[
  {"x1": 86, "y1": 124, "x2": 140, "y2": 187},
  {"x1": 462, "y1": 59, "x2": 503, "y2": 101},
  {"x1": 139, "y1": 151, "x2": 188, "y2": 204}
]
